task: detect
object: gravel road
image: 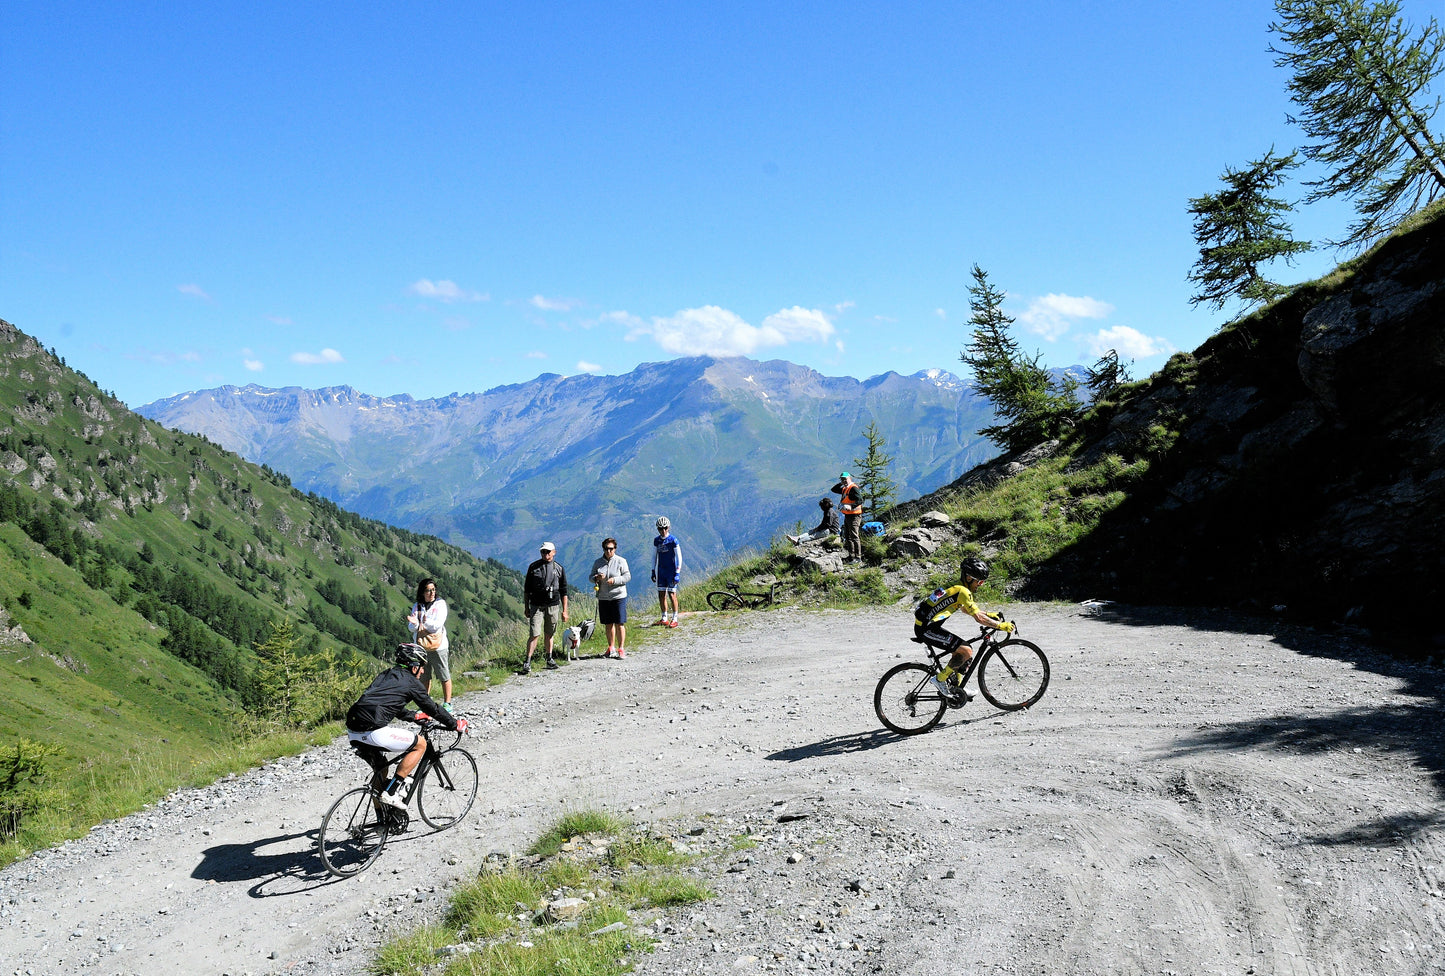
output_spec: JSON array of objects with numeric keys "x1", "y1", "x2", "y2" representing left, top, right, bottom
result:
[{"x1": 2, "y1": 603, "x2": 1442, "y2": 976}]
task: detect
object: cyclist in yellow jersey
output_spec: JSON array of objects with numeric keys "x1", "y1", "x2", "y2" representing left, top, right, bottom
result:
[{"x1": 913, "y1": 556, "x2": 1015, "y2": 700}]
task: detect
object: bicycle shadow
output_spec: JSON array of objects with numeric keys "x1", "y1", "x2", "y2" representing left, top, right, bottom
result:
[
  {"x1": 765, "y1": 715, "x2": 1006, "y2": 761},
  {"x1": 191, "y1": 825, "x2": 431, "y2": 897}
]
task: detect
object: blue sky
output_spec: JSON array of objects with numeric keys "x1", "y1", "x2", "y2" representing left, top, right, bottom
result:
[{"x1": 1, "y1": 1, "x2": 1396, "y2": 408}]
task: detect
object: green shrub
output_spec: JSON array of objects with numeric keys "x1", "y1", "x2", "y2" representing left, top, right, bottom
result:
[{"x1": 0, "y1": 738, "x2": 61, "y2": 840}]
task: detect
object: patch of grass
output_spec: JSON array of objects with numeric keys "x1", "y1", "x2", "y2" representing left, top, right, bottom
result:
[
  {"x1": 530, "y1": 809, "x2": 628, "y2": 856},
  {"x1": 369, "y1": 925, "x2": 452, "y2": 976},
  {"x1": 447, "y1": 866, "x2": 547, "y2": 939},
  {"x1": 451, "y1": 926, "x2": 647, "y2": 976},
  {"x1": 615, "y1": 870, "x2": 712, "y2": 908},
  {"x1": 606, "y1": 834, "x2": 688, "y2": 869},
  {"x1": 380, "y1": 810, "x2": 711, "y2": 976}
]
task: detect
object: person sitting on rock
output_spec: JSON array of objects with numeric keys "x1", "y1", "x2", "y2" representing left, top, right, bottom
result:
[
  {"x1": 787, "y1": 498, "x2": 839, "y2": 544},
  {"x1": 912, "y1": 556, "x2": 1014, "y2": 703}
]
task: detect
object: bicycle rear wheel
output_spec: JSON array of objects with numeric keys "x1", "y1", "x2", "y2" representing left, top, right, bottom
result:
[
  {"x1": 319, "y1": 786, "x2": 389, "y2": 877},
  {"x1": 977, "y1": 639, "x2": 1050, "y2": 710},
  {"x1": 417, "y1": 747, "x2": 479, "y2": 829},
  {"x1": 707, "y1": 591, "x2": 744, "y2": 611},
  {"x1": 874, "y1": 663, "x2": 947, "y2": 735}
]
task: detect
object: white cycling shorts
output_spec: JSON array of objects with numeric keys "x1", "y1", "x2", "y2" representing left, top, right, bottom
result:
[{"x1": 348, "y1": 727, "x2": 418, "y2": 752}]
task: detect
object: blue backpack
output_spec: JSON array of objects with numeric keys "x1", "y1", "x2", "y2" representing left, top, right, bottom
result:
[{"x1": 862, "y1": 521, "x2": 885, "y2": 537}]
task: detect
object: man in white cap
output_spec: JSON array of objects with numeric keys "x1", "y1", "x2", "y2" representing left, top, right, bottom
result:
[{"x1": 521, "y1": 541, "x2": 569, "y2": 673}]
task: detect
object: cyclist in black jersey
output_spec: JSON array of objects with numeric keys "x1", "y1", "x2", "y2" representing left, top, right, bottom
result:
[{"x1": 345, "y1": 643, "x2": 467, "y2": 809}]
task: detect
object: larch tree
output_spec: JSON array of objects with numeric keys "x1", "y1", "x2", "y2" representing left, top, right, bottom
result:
[
  {"x1": 1271, "y1": 0, "x2": 1445, "y2": 247},
  {"x1": 1187, "y1": 149, "x2": 1313, "y2": 312}
]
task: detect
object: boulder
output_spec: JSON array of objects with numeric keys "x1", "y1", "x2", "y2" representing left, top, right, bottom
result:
[{"x1": 918, "y1": 511, "x2": 951, "y2": 527}]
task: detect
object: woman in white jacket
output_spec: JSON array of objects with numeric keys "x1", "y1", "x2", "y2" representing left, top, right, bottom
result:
[
  {"x1": 590, "y1": 539, "x2": 632, "y2": 659},
  {"x1": 407, "y1": 578, "x2": 452, "y2": 709}
]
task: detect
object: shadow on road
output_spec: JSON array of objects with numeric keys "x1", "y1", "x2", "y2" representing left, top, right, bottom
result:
[
  {"x1": 1168, "y1": 700, "x2": 1445, "y2": 845},
  {"x1": 1092, "y1": 603, "x2": 1445, "y2": 813},
  {"x1": 192, "y1": 826, "x2": 431, "y2": 896},
  {"x1": 765, "y1": 730, "x2": 898, "y2": 761},
  {"x1": 765, "y1": 714, "x2": 1003, "y2": 761}
]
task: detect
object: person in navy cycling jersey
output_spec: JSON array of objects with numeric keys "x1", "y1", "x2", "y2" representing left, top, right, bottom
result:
[{"x1": 345, "y1": 643, "x2": 467, "y2": 809}]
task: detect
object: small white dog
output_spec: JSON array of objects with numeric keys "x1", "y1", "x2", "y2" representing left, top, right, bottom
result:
[{"x1": 560, "y1": 619, "x2": 597, "y2": 661}]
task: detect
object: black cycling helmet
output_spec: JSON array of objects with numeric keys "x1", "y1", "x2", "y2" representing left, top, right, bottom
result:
[
  {"x1": 396, "y1": 643, "x2": 427, "y2": 669},
  {"x1": 960, "y1": 556, "x2": 990, "y2": 583}
]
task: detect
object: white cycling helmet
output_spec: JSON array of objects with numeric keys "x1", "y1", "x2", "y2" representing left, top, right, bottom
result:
[{"x1": 656, "y1": 516, "x2": 670, "y2": 531}]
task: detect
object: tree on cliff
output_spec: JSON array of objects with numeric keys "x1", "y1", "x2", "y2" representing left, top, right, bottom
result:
[
  {"x1": 1271, "y1": 0, "x2": 1445, "y2": 247},
  {"x1": 959, "y1": 264, "x2": 1080, "y2": 452},
  {"x1": 852, "y1": 422, "x2": 898, "y2": 516},
  {"x1": 1187, "y1": 149, "x2": 1313, "y2": 312}
]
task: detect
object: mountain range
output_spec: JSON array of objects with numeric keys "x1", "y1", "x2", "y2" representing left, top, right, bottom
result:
[{"x1": 137, "y1": 357, "x2": 1002, "y2": 575}]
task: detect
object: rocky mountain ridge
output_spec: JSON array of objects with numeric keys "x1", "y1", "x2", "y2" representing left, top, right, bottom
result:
[{"x1": 138, "y1": 357, "x2": 1002, "y2": 575}]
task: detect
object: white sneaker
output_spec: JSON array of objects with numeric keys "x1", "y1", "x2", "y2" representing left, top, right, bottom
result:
[
  {"x1": 932, "y1": 676, "x2": 952, "y2": 697},
  {"x1": 378, "y1": 789, "x2": 407, "y2": 810}
]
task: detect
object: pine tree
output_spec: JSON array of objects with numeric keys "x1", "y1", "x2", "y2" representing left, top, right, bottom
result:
[
  {"x1": 1085, "y1": 349, "x2": 1134, "y2": 402},
  {"x1": 1271, "y1": 0, "x2": 1445, "y2": 247},
  {"x1": 959, "y1": 265, "x2": 1080, "y2": 452},
  {"x1": 852, "y1": 422, "x2": 898, "y2": 516},
  {"x1": 1187, "y1": 149, "x2": 1313, "y2": 311}
]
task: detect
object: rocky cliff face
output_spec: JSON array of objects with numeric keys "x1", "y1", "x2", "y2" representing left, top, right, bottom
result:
[{"x1": 1024, "y1": 208, "x2": 1444, "y2": 643}]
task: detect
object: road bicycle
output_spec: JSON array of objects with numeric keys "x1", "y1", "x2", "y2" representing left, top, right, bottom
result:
[
  {"x1": 873, "y1": 619, "x2": 1050, "y2": 735},
  {"x1": 706, "y1": 580, "x2": 784, "y2": 611},
  {"x1": 318, "y1": 718, "x2": 479, "y2": 878}
]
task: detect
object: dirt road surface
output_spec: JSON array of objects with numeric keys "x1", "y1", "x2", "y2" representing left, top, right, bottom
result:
[{"x1": 2, "y1": 603, "x2": 1442, "y2": 975}]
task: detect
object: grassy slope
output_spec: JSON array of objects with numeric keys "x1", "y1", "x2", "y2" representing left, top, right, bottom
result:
[{"x1": 0, "y1": 320, "x2": 525, "y2": 862}]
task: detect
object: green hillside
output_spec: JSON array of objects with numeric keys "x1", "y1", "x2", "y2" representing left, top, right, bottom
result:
[{"x1": 0, "y1": 319, "x2": 524, "y2": 864}]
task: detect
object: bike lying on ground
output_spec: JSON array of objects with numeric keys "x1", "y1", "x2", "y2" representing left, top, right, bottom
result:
[
  {"x1": 873, "y1": 620, "x2": 1050, "y2": 735},
  {"x1": 706, "y1": 580, "x2": 784, "y2": 611},
  {"x1": 318, "y1": 717, "x2": 479, "y2": 878}
]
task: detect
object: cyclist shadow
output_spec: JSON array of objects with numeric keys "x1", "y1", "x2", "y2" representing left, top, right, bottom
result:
[
  {"x1": 191, "y1": 826, "x2": 429, "y2": 897},
  {"x1": 767, "y1": 714, "x2": 1007, "y2": 761}
]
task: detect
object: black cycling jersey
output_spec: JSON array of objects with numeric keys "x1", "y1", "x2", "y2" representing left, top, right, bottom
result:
[{"x1": 345, "y1": 666, "x2": 457, "y2": 733}]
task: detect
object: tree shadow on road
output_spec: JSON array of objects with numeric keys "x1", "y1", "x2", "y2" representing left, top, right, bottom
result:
[{"x1": 1168, "y1": 701, "x2": 1445, "y2": 845}]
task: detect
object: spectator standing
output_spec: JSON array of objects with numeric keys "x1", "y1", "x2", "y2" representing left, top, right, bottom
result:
[
  {"x1": 522, "y1": 542, "x2": 569, "y2": 674},
  {"x1": 591, "y1": 537, "x2": 632, "y2": 659},
  {"x1": 651, "y1": 516, "x2": 683, "y2": 628},
  {"x1": 406, "y1": 578, "x2": 453, "y2": 711},
  {"x1": 832, "y1": 472, "x2": 864, "y2": 562},
  {"x1": 787, "y1": 498, "x2": 840, "y2": 544}
]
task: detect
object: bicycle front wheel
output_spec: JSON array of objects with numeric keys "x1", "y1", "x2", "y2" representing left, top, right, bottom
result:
[
  {"x1": 978, "y1": 639, "x2": 1050, "y2": 710},
  {"x1": 417, "y1": 747, "x2": 479, "y2": 829},
  {"x1": 874, "y1": 663, "x2": 947, "y2": 735},
  {"x1": 319, "y1": 787, "x2": 388, "y2": 877},
  {"x1": 707, "y1": 591, "x2": 744, "y2": 611}
]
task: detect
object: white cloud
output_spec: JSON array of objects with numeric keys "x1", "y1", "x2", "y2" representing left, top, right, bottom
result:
[
  {"x1": 531, "y1": 295, "x2": 582, "y2": 312},
  {"x1": 934, "y1": 308, "x2": 947, "y2": 319},
  {"x1": 525, "y1": 350, "x2": 548, "y2": 360},
  {"x1": 833, "y1": 301, "x2": 855, "y2": 315},
  {"x1": 1019, "y1": 293, "x2": 1114, "y2": 341},
  {"x1": 177, "y1": 283, "x2": 212, "y2": 301},
  {"x1": 244, "y1": 359, "x2": 264, "y2": 371},
  {"x1": 290, "y1": 348, "x2": 345, "y2": 365},
  {"x1": 576, "y1": 360, "x2": 602, "y2": 373},
  {"x1": 407, "y1": 279, "x2": 488, "y2": 303},
  {"x1": 619, "y1": 305, "x2": 835, "y2": 357},
  {"x1": 1083, "y1": 326, "x2": 1175, "y2": 360},
  {"x1": 265, "y1": 314, "x2": 292, "y2": 325}
]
